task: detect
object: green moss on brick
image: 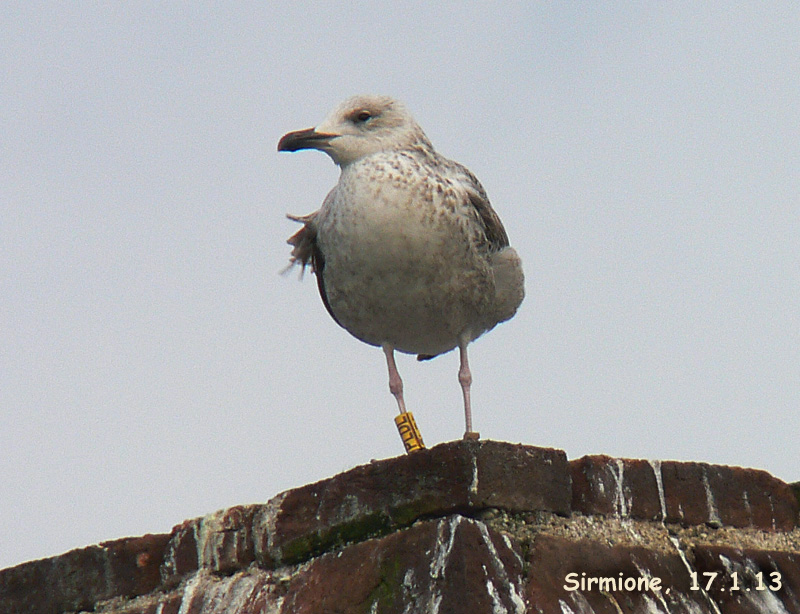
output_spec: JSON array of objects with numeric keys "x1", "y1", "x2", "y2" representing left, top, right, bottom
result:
[
  {"x1": 362, "y1": 552, "x2": 406, "y2": 613},
  {"x1": 279, "y1": 511, "x2": 393, "y2": 565},
  {"x1": 388, "y1": 498, "x2": 442, "y2": 527}
]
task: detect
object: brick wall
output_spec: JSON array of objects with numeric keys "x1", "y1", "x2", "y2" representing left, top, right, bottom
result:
[{"x1": 1, "y1": 440, "x2": 798, "y2": 613}]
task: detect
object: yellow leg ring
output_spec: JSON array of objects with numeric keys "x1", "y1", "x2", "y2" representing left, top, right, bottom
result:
[{"x1": 394, "y1": 412, "x2": 426, "y2": 453}]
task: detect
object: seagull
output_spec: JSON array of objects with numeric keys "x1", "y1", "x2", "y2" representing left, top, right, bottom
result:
[{"x1": 278, "y1": 95, "x2": 524, "y2": 439}]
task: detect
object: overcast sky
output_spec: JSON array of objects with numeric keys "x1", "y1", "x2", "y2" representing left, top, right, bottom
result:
[{"x1": 2, "y1": 3, "x2": 798, "y2": 569}]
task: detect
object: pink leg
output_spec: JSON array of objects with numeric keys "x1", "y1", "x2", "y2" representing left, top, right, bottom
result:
[
  {"x1": 459, "y1": 341, "x2": 478, "y2": 438},
  {"x1": 383, "y1": 344, "x2": 408, "y2": 414}
]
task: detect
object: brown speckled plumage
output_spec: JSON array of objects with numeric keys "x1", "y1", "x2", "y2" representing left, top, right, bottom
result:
[{"x1": 278, "y1": 95, "x2": 524, "y2": 437}]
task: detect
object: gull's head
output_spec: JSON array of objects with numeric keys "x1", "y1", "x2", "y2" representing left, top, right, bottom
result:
[{"x1": 278, "y1": 95, "x2": 431, "y2": 167}]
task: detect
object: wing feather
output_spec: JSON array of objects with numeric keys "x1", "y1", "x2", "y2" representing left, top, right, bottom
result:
[
  {"x1": 286, "y1": 212, "x2": 342, "y2": 328},
  {"x1": 449, "y1": 163, "x2": 510, "y2": 251}
]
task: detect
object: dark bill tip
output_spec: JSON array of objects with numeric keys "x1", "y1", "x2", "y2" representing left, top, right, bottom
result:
[{"x1": 277, "y1": 127, "x2": 336, "y2": 152}]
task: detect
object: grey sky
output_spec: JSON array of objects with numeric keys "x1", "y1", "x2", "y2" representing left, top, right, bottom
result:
[{"x1": 2, "y1": 3, "x2": 798, "y2": 569}]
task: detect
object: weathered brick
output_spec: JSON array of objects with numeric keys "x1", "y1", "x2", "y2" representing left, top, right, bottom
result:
[
  {"x1": 692, "y1": 545, "x2": 800, "y2": 614},
  {"x1": 0, "y1": 533, "x2": 169, "y2": 614},
  {"x1": 571, "y1": 455, "x2": 798, "y2": 530},
  {"x1": 526, "y1": 534, "x2": 711, "y2": 614},
  {"x1": 253, "y1": 439, "x2": 570, "y2": 566},
  {"x1": 571, "y1": 456, "x2": 664, "y2": 520},
  {"x1": 2, "y1": 440, "x2": 798, "y2": 614},
  {"x1": 161, "y1": 518, "x2": 200, "y2": 586},
  {"x1": 281, "y1": 515, "x2": 526, "y2": 614}
]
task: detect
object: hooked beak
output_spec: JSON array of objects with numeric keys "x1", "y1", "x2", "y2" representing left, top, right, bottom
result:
[{"x1": 277, "y1": 127, "x2": 338, "y2": 152}]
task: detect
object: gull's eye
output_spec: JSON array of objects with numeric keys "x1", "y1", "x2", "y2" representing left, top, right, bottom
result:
[{"x1": 354, "y1": 110, "x2": 372, "y2": 124}]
